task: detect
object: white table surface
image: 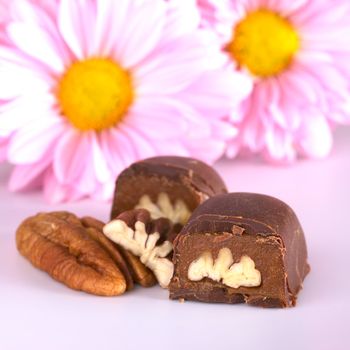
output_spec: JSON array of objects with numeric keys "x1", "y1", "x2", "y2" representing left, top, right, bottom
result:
[{"x1": 1, "y1": 127, "x2": 350, "y2": 350}]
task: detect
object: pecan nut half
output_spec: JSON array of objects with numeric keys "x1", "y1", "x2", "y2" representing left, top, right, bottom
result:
[
  {"x1": 104, "y1": 209, "x2": 175, "y2": 288},
  {"x1": 16, "y1": 212, "x2": 126, "y2": 296},
  {"x1": 81, "y1": 216, "x2": 134, "y2": 291},
  {"x1": 81, "y1": 216, "x2": 156, "y2": 288},
  {"x1": 121, "y1": 250, "x2": 156, "y2": 288}
]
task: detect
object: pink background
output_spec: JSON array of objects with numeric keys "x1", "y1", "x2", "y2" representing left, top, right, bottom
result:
[{"x1": 1, "y1": 127, "x2": 349, "y2": 350}]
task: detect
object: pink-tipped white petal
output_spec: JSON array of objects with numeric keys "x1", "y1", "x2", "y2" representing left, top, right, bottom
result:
[
  {"x1": 151, "y1": 140, "x2": 190, "y2": 158},
  {"x1": 163, "y1": 0, "x2": 201, "y2": 40},
  {"x1": 0, "y1": 94, "x2": 56, "y2": 137},
  {"x1": 0, "y1": 64, "x2": 53, "y2": 100},
  {"x1": 264, "y1": 126, "x2": 296, "y2": 163},
  {"x1": 58, "y1": 0, "x2": 87, "y2": 59},
  {"x1": 9, "y1": 156, "x2": 52, "y2": 192},
  {"x1": 134, "y1": 98, "x2": 212, "y2": 139},
  {"x1": 185, "y1": 137, "x2": 226, "y2": 164},
  {"x1": 8, "y1": 0, "x2": 72, "y2": 66},
  {"x1": 7, "y1": 22, "x2": 64, "y2": 73},
  {"x1": 53, "y1": 129, "x2": 91, "y2": 184},
  {"x1": 119, "y1": 124, "x2": 157, "y2": 160},
  {"x1": 90, "y1": 179, "x2": 115, "y2": 201},
  {"x1": 91, "y1": 133, "x2": 111, "y2": 183},
  {"x1": 212, "y1": 119, "x2": 239, "y2": 141},
  {"x1": 73, "y1": 154, "x2": 100, "y2": 195},
  {"x1": 93, "y1": 0, "x2": 130, "y2": 56},
  {"x1": 115, "y1": 0, "x2": 166, "y2": 68},
  {"x1": 179, "y1": 68, "x2": 252, "y2": 118},
  {"x1": 225, "y1": 139, "x2": 241, "y2": 159},
  {"x1": 297, "y1": 114, "x2": 333, "y2": 158},
  {"x1": 0, "y1": 138, "x2": 8, "y2": 162},
  {"x1": 127, "y1": 98, "x2": 190, "y2": 139},
  {"x1": 99, "y1": 128, "x2": 137, "y2": 175},
  {"x1": 43, "y1": 170, "x2": 84, "y2": 203},
  {"x1": 135, "y1": 34, "x2": 213, "y2": 95},
  {"x1": 8, "y1": 116, "x2": 65, "y2": 164}
]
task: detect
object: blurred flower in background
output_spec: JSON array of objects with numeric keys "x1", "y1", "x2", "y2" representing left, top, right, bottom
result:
[
  {"x1": 196, "y1": 0, "x2": 350, "y2": 162},
  {"x1": 1, "y1": 0, "x2": 350, "y2": 203},
  {"x1": 0, "y1": 0, "x2": 250, "y2": 202}
]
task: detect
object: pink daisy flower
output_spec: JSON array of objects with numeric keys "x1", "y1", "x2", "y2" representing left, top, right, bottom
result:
[
  {"x1": 0, "y1": 0, "x2": 251, "y2": 202},
  {"x1": 196, "y1": 0, "x2": 350, "y2": 162}
]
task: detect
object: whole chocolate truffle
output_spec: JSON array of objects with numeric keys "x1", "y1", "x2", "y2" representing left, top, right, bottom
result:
[
  {"x1": 110, "y1": 156, "x2": 227, "y2": 227},
  {"x1": 169, "y1": 193, "x2": 310, "y2": 308}
]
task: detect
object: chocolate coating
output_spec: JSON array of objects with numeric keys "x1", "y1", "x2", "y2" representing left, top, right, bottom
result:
[
  {"x1": 110, "y1": 156, "x2": 227, "y2": 219},
  {"x1": 169, "y1": 193, "x2": 310, "y2": 308}
]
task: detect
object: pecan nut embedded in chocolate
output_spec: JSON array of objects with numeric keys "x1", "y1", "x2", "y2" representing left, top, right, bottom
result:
[
  {"x1": 16, "y1": 212, "x2": 127, "y2": 296},
  {"x1": 134, "y1": 192, "x2": 191, "y2": 226},
  {"x1": 110, "y1": 156, "x2": 228, "y2": 226},
  {"x1": 188, "y1": 248, "x2": 261, "y2": 289},
  {"x1": 103, "y1": 209, "x2": 175, "y2": 288}
]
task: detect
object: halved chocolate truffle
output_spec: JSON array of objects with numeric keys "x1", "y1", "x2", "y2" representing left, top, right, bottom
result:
[
  {"x1": 169, "y1": 193, "x2": 310, "y2": 308},
  {"x1": 110, "y1": 156, "x2": 227, "y2": 227}
]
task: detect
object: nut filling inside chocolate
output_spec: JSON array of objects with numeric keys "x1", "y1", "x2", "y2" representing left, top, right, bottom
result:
[
  {"x1": 103, "y1": 219, "x2": 174, "y2": 288},
  {"x1": 134, "y1": 192, "x2": 191, "y2": 226},
  {"x1": 188, "y1": 248, "x2": 261, "y2": 289}
]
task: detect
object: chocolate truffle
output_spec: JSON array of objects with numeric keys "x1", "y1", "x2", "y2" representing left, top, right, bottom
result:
[
  {"x1": 110, "y1": 156, "x2": 227, "y2": 227},
  {"x1": 169, "y1": 193, "x2": 310, "y2": 307}
]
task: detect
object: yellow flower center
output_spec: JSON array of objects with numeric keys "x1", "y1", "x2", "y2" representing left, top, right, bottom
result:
[
  {"x1": 57, "y1": 58, "x2": 133, "y2": 131},
  {"x1": 227, "y1": 9, "x2": 300, "y2": 77}
]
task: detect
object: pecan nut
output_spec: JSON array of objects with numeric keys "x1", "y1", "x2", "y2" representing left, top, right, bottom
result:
[
  {"x1": 81, "y1": 216, "x2": 134, "y2": 291},
  {"x1": 16, "y1": 212, "x2": 126, "y2": 296},
  {"x1": 82, "y1": 216, "x2": 156, "y2": 288},
  {"x1": 120, "y1": 249, "x2": 157, "y2": 288},
  {"x1": 81, "y1": 216, "x2": 156, "y2": 288},
  {"x1": 104, "y1": 209, "x2": 175, "y2": 288}
]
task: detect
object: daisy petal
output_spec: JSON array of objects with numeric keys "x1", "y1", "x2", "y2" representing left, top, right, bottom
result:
[
  {"x1": 151, "y1": 140, "x2": 190, "y2": 157},
  {"x1": 58, "y1": 0, "x2": 87, "y2": 59},
  {"x1": 8, "y1": 0, "x2": 72, "y2": 66},
  {"x1": 185, "y1": 138, "x2": 225, "y2": 164},
  {"x1": 212, "y1": 120, "x2": 239, "y2": 140},
  {"x1": 226, "y1": 139, "x2": 241, "y2": 159},
  {"x1": 264, "y1": 127, "x2": 296, "y2": 163},
  {"x1": 179, "y1": 69, "x2": 252, "y2": 118},
  {"x1": 127, "y1": 98, "x2": 189, "y2": 139},
  {"x1": 99, "y1": 128, "x2": 137, "y2": 175},
  {"x1": 8, "y1": 116, "x2": 65, "y2": 164},
  {"x1": 119, "y1": 124, "x2": 157, "y2": 159},
  {"x1": 0, "y1": 65, "x2": 52, "y2": 100},
  {"x1": 0, "y1": 138, "x2": 8, "y2": 162},
  {"x1": 7, "y1": 22, "x2": 64, "y2": 73},
  {"x1": 116, "y1": 0, "x2": 166, "y2": 68},
  {"x1": 91, "y1": 134, "x2": 111, "y2": 183},
  {"x1": 53, "y1": 129, "x2": 90, "y2": 183},
  {"x1": 0, "y1": 94, "x2": 56, "y2": 137},
  {"x1": 298, "y1": 114, "x2": 333, "y2": 158},
  {"x1": 8, "y1": 157, "x2": 52, "y2": 192},
  {"x1": 91, "y1": 179, "x2": 115, "y2": 201},
  {"x1": 73, "y1": 154, "x2": 100, "y2": 194},
  {"x1": 135, "y1": 35, "x2": 211, "y2": 95},
  {"x1": 164, "y1": 0, "x2": 201, "y2": 40},
  {"x1": 93, "y1": 0, "x2": 130, "y2": 56},
  {"x1": 43, "y1": 170, "x2": 84, "y2": 203}
]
